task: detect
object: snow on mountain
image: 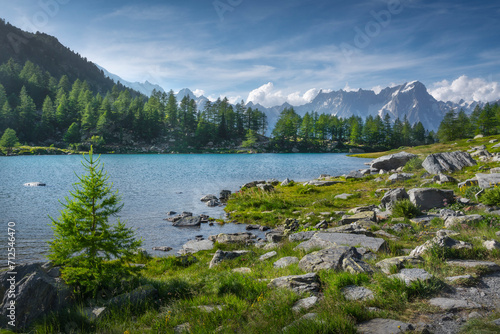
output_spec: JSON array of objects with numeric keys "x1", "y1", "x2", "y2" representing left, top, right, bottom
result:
[{"x1": 97, "y1": 65, "x2": 165, "y2": 96}]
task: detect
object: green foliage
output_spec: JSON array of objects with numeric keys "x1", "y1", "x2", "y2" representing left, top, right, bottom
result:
[
  {"x1": 480, "y1": 186, "x2": 500, "y2": 206},
  {"x1": 403, "y1": 157, "x2": 423, "y2": 172},
  {"x1": 0, "y1": 128, "x2": 19, "y2": 148},
  {"x1": 48, "y1": 147, "x2": 142, "y2": 297},
  {"x1": 459, "y1": 185, "x2": 482, "y2": 201},
  {"x1": 297, "y1": 185, "x2": 320, "y2": 194},
  {"x1": 391, "y1": 199, "x2": 422, "y2": 218}
]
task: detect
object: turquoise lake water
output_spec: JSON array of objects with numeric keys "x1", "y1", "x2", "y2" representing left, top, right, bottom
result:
[{"x1": 0, "y1": 153, "x2": 371, "y2": 264}]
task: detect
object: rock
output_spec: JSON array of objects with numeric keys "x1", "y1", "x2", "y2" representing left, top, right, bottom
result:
[
  {"x1": 357, "y1": 318, "x2": 414, "y2": 334},
  {"x1": 474, "y1": 134, "x2": 484, "y2": 139},
  {"x1": 298, "y1": 246, "x2": 361, "y2": 272},
  {"x1": 206, "y1": 199, "x2": 220, "y2": 207},
  {"x1": 390, "y1": 223, "x2": 413, "y2": 233},
  {"x1": 200, "y1": 194, "x2": 218, "y2": 202},
  {"x1": 446, "y1": 260, "x2": 500, "y2": 272},
  {"x1": 434, "y1": 173, "x2": 458, "y2": 184},
  {"x1": 422, "y1": 151, "x2": 477, "y2": 174},
  {"x1": 335, "y1": 193, "x2": 354, "y2": 200},
  {"x1": 342, "y1": 257, "x2": 374, "y2": 274},
  {"x1": 172, "y1": 216, "x2": 202, "y2": 227},
  {"x1": 375, "y1": 256, "x2": 425, "y2": 274},
  {"x1": 342, "y1": 285, "x2": 374, "y2": 301},
  {"x1": 475, "y1": 173, "x2": 500, "y2": 189},
  {"x1": 388, "y1": 173, "x2": 414, "y2": 183},
  {"x1": 429, "y1": 298, "x2": 481, "y2": 311},
  {"x1": 196, "y1": 305, "x2": 223, "y2": 313},
  {"x1": 289, "y1": 231, "x2": 316, "y2": 242},
  {"x1": 274, "y1": 257, "x2": 299, "y2": 268},
  {"x1": 458, "y1": 178, "x2": 479, "y2": 188},
  {"x1": 389, "y1": 268, "x2": 432, "y2": 286},
  {"x1": 232, "y1": 267, "x2": 252, "y2": 274},
  {"x1": 209, "y1": 250, "x2": 250, "y2": 268},
  {"x1": 242, "y1": 181, "x2": 265, "y2": 189},
  {"x1": 83, "y1": 306, "x2": 107, "y2": 321},
  {"x1": 282, "y1": 313, "x2": 322, "y2": 333},
  {"x1": 281, "y1": 178, "x2": 292, "y2": 186},
  {"x1": 152, "y1": 246, "x2": 173, "y2": 252},
  {"x1": 209, "y1": 232, "x2": 256, "y2": 244},
  {"x1": 314, "y1": 220, "x2": 329, "y2": 229},
  {"x1": 380, "y1": 188, "x2": 409, "y2": 209},
  {"x1": 268, "y1": 273, "x2": 320, "y2": 295},
  {"x1": 408, "y1": 188, "x2": 455, "y2": 211},
  {"x1": 295, "y1": 233, "x2": 388, "y2": 253},
  {"x1": 23, "y1": 182, "x2": 46, "y2": 186},
  {"x1": 180, "y1": 240, "x2": 213, "y2": 254},
  {"x1": 444, "y1": 214, "x2": 483, "y2": 228},
  {"x1": 257, "y1": 183, "x2": 274, "y2": 192},
  {"x1": 246, "y1": 224, "x2": 261, "y2": 230},
  {"x1": 327, "y1": 223, "x2": 373, "y2": 236},
  {"x1": 490, "y1": 167, "x2": 500, "y2": 173},
  {"x1": 306, "y1": 180, "x2": 342, "y2": 186},
  {"x1": 219, "y1": 190, "x2": 232, "y2": 201},
  {"x1": 266, "y1": 231, "x2": 285, "y2": 243},
  {"x1": 440, "y1": 208, "x2": 459, "y2": 218},
  {"x1": 410, "y1": 236, "x2": 472, "y2": 257},
  {"x1": 348, "y1": 206, "x2": 376, "y2": 214},
  {"x1": 0, "y1": 263, "x2": 72, "y2": 329},
  {"x1": 166, "y1": 211, "x2": 177, "y2": 216},
  {"x1": 492, "y1": 318, "x2": 500, "y2": 326},
  {"x1": 107, "y1": 285, "x2": 158, "y2": 308},
  {"x1": 370, "y1": 151, "x2": 418, "y2": 170},
  {"x1": 483, "y1": 240, "x2": 500, "y2": 250},
  {"x1": 291, "y1": 296, "x2": 319, "y2": 313},
  {"x1": 174, "y1": 323, "x2": 191, "y2": 333},
  {"x1": 345, "y1": 170, "x2": 364, "y2": 179},
  {"x1": 340, "y1": 211, "x2": 376, "y2": 224},
  {"x1": 259, "y1": 251, "x2": 277, "y2": 261}
]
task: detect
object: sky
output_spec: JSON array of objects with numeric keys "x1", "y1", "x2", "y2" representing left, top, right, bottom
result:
[{"x1": 1, "y1": 0, "x2": 500, "y2": 107}]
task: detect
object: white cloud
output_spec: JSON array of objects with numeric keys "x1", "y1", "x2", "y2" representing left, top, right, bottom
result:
[
  {"x1": 193, "y1": 89, "x2": 205, "y2": 97},
  {"x1": 246, "y1": 83, "x2": 324, "y2": 107},
  {"x1": 429, "y1": 75, "x2": 500, "y2": 103},
  {"x1": 342, "y1": 82, "x2": 360, "y2": 92}
]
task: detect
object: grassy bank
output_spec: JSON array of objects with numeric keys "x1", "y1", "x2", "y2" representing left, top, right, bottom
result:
[{"x1": 5, "y1": 137, "x2": 500, "y2": 333}]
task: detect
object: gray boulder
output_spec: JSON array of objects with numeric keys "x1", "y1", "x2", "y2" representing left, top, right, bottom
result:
[
  {"x1": 429, "y1": 298, "x2": 481, "y2": 311},
  {"x1": 342, "y1": 285, "x2": 374, "y2": 301},
  {"x1": 200, "y1": 194, "x2": 217, "y2": 202},
  {"x1": 375, "y1": 256, "x2": 424, "y2": 274},
  {"x1": 345, "y1": 170, "x2": 364, "y2": 179},
  {"x1": 289, "y1": 231, "x2": 316, "y2": 242},
  {"x1": 410, "y1": 235, "x2": 472, "y2": 257},
  {"x1": 380, "y1": 188, "x2": 409, "y2": 209},
  {"x1": 408, "y1": 188, "x2": 455, "y2": 210},
  {"x1": 268, "y1": 273, "x2": 320, "y2": 295},
  {"x1": 475, "y1": 173, "x2": 500, "y2": 189},
  {"x1": 295, "y1": 233, "x2": 388, "y2": 253},
  {"x1": 0, "y1": 263, "x2": 72, "y2": 329},
  {"x1": 219, "y1": 190, "x2": 232, "y2": 201},
  {"x1": 257, "y1": 183, "x2": 274, "y2": 192},
  {"x1": 370, "y1": 151, "x2": 417, "y2": 170},
  {"x1": 342, "y1": 257, "x2": 374, "y2": 274},
  {"x1": 206, "y1": 199, "x2": 220, "y2": 207},
  {"x1": 357, "y1": 318, "x2": 414, "y2": 334},
  {"x1": 180, "y1": 239, "x2": 214, "y2": 254},
  {"x1": 422, "y1": 151, "x2": 477, "y2": 174},
  {"x1": 209, "y1": 232, "x2": 256, "y2": 244},
  {"x1": 389, "y1": 268, "x2": 432, "y2": 286},
  {"x1": 274, "y1": 257, "x2": 299, "y2": 268},
  {"x1": 281, "y1": 178, "x2": 292, "y2": 186},
  {"x1": 444, "y1": 214, "x2": 483, "y2": 228},
  {"x1": 172, "y1": 216, "x2": 202, "y2": 227},
  {"x1": 388, "y1": 173, "x2": 414, "y2": 183},
  {"x1": 209, "y1": 250, "x2": 250, "y2": 268},
  {"x1": 259, "y1": 251, "x2": 277, "y2": 261},
  {"x1": 298, "y1": 246, "x2": 361, "y2": 272},
  {"x1": 291, "y1": 296, "x2": 319, "y2": 313},
  {"x1": 306, "y1": 180, "x2": 341, "y2": 186}
]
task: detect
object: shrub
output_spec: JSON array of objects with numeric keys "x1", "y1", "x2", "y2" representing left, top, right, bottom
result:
[
  {"x1": 480, "y1": 186, "x2": 500, "y2": 206},
  {"x1": 391, "y1": 199, "x2": 421, "y2": 218},
  {"x1": 403, "y1": 157, "x2": 423, "y2": 172}
]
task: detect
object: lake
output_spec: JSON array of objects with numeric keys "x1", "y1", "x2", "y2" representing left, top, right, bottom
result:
[{"x1": 0, "y1": 153, "x2": 371, "y2": 265}]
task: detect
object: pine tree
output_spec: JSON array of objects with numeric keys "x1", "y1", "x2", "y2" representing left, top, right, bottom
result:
[
  {"x1": 48, "y1": 148, "x2": 142, "y2": 296},
  {"x1": 0, "y1": 128, "x2": 19, "y2": 150}
]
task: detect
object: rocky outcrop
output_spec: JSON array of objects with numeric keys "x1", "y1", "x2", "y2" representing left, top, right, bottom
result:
[
  {"x1": 370, "y1": 151, "x2": 417, "y2": 170},
  {"x1": 342, "y1": 285, "x2": 374, "y2": 301},
  {"x1": 273, "y1": 257, "x2": 299, "y2": 268},
  {"x1": 408, "y1": 188, "x2": 455, "y2": 210},
  {"x1": 444, "y1": 214, "x2": 483, "y2": 228},
  {"x1": 380, "y1": 188, "x2": 409, "y2": 209},
  {"x1": 268, "y1": 273, "x2": 320, "y2": 295},
  {"x1": 179, "y1": 239, "x2": 214, "y2": 254},
  {"x1": 0, "y1": 263, "x2": 72, "y2": 329},
  {"x1": 475, "y1": 173, "x2": 500, "y2": 189},
  {"x1": 375, "y1": 256, "x2": 424, "y2": 274},
  {"x1": 298, "y1": 246, "x2": 361, "y2": 272},
  {"x1": 422, "y1": 151, "x2": 476, "y2": 174},
  {"x1": 209, "y1": 232, "x2": 256, "y2": 244},
  {"x1": 409, "y1": 235, "x2": 473, "y2": 257},
  {"x1": 295, "y1": 233, "x2": 388, "y2": 253},
  {"x1": 172, "y1": 216, "x2": 202, "y2": 227},
  {"x1": 389, "y1": 268, "x2": 432, "y2": 286},
  {"x1": 209, "y1": 250, "x2": 250, "y2": 268},
  {"x1": 357, "y1": 318, "x2": 414, "y2": 334}
]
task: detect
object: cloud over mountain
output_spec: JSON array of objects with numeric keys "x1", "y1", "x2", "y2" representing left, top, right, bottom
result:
[{"x1": 429, "y1": 75, "x2": 500, "y2": 103}]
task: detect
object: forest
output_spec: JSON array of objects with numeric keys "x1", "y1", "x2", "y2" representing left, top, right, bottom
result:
[{"x1": 1, "y1": 57, "x2": 500, "y2": 153}]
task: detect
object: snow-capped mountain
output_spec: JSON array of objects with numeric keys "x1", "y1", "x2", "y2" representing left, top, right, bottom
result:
[{"x1": 97, "y1": 65, "x2": 165, "y2": 96}]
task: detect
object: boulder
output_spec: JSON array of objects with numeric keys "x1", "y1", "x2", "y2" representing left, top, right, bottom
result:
[
  {"x1": 295, "y1": 233, "x2": 388, "y2": 253},
  {"x1": 345, "y1": 170, "x2": 364, "y2": 179},
  {"x1": 327, "y1": 223, "x2": 373, "y2": 236},
  {"x1": 291, "y1": 296, "x2": 319, "y2": 313},
  {"x1": 445, "y1": 275, "x2": 474, "y2": 283},
  {"x1": 483, "y1": 240, "x2": 500, "y2": 250},
  {"x1": 242, "y1": 181, "x2": 265, "y2": 189},
  {"x1": 206, "y1": 199, "x2": 220, "y2": 207},
  {"x1": 209, "y1": 250, "x2": 250, "y2": 268},
  {"x1": 446, "y1": 260, "x2": 500, "y2": 272},
  {"x1": 209, "y1": 232, "x2": 256, "y2": 244},
  {"x1": 342, "y1": 285, "x2": 374, "y2": 301},
  {"x1": 172, "y1": 216, "x2": 202, "y2": 227},
  {"x1": 281, "y1": 178, "x2": 292, "y2": 186},
  {"x1": 422, "y1": 151, "x2": 477, "y2": 174},
  {"x1": 409, "y1": 236, "x2": 472, "y2": 257},
  {"x1": 342, "y1": 257, "x2": 374, "y2": 274},
  {"x1": 180, "y1": 240, "x2": 214, "y2": 254},
  {"x1": 444, "y1": 214, "x2": 483, "y2": 228},
  {"x1": 268, "y1": 273, "x2": 320, "y2": 295},
  {"x1": 429, "y1": 298, "x2": 481, "y2": 311},
  {"x1": 375, "y1": 256, "x2": 424, "y2": 274},
  {"x1": 232, "y1": 267, "x2": 252, "y2": 274},
  {"x1": 266, "y1": 231, "x2": 286, "y2": 243},
  {"x1": 305, "y1": 180, "x2": 341, "y2": 186},
  {"x1": 389, "y1": 268, "x2": 432, "y2": 286},
  {"x1": 219, "y1": 190, "x2": 232, "y2": 201},
  {"x1": 408, "y1": 188, "x2": 455, "y2": 210},
  {"x1": 475, "y1": 173, "x2": 500, "y2": 189},
  {"x1": 357, "y1": 318, "x2": 414, "y2": 334},
  {"x1": 257, "y1": 183, "x2": 274, "y2": 192},
  {"x1": 152, "y1": 246, "x2": 173, "y2": 252},
  {"x1": 289, "y1": 231, "x2": 316, "y2": 242},
  {"x1": 380, "y1": 188, "x2": 409, "y2": 209},
  {"x1": 335, "y1": 193, "x2": 354, "y2": 200},
  {"x1": 200, "y1": 194, "x2": 218, "y2": 202},
  {"x1": 259, "y1": 251, "x2": 277, "y2": 261},
  {"x1": 370, "y1": 151, "x2": 418, "y2": 170},
  {"x1": 434, "y1": 173, "x2": 458, "y2": 184},
  {"x1": 274, "y1": 257, "x2": 299, "y2": 268},
  {"x1": 298, "y1": 246, "x2": 361, "y2": 272},
  {"x1": 340, "y1": 211, "x2": 376, "y2": 225},
  {"x1": 0, "y1": 263, "x2": 72, "y2": 329},
  {"x1": 388, "y1": 173, "x2": 414, "y2": 183}
]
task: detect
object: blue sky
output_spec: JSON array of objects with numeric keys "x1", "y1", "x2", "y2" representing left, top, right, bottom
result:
[{"x1": 1, "y1": 0, "x2": 500, "y2": 106}]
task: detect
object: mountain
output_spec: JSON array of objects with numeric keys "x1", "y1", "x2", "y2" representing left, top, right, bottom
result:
[
  {"x1": 253, "y1": 81, "x2": 495, "y2": 133},
  {"x1": 0, "y1": 19, "x2": 134, "y2": 95},
  {"x1": 96, "y1": 65, "x2": 165, "y2": 96}
]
